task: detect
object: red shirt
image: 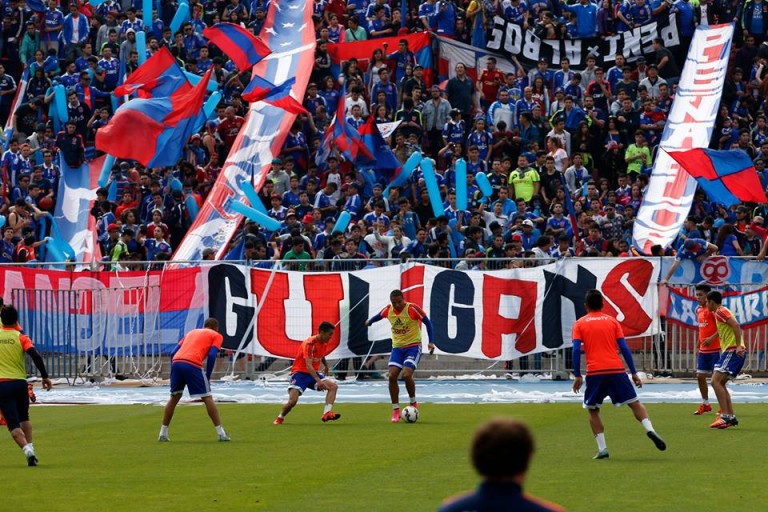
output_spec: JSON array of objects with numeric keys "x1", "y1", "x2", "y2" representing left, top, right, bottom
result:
[
  {"x1": 696, "y1": 305, "x2": 720, "y2": 353},
  {"x1": 172, "y1": 328, "x2": 224, "y2": 368},
  {"x1": 572, "y1": 312, "x2": 626, "y2": 376},
  {"x1": 291, "y1": 335, "x2": 332, "y2": 374},
  {"x1": 479, "y1": 69, "x2": 505, "y2": 102},
  {"x1": 216, "y1": 117, "x2": 245, "y2": 148}
]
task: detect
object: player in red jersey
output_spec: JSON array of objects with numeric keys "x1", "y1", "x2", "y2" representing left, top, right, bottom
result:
[
  {"x1": 158, "y1": 318, "x2": 229, "y2": 442},
  {"x1": 693, "y1": 284, "x2": 721, "y2": 416},
  {"x1": 215, "y1": 106, "x2": 245, "y2": 153},
  {"x1": 274, "y1": 322, "x2": 341, "y2": 424},
  {"x1": 572, "y1": 290, "x2": 666, "y2": 459}
]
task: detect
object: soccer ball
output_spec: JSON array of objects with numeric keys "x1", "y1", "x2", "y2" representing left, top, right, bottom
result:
[{"x1": 402, "y1": 406, "x2": 419, "y2": 423}]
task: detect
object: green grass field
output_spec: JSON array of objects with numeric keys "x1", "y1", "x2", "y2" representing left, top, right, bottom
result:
[{"x1": 1, "y1": 403, "x2": 766, "y2": 511}]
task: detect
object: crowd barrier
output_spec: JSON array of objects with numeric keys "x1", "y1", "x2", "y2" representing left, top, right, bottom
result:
[{"x1": 0, "y1": 257, "x2": 765, "y2": 382}]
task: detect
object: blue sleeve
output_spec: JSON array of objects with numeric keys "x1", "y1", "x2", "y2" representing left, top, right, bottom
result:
[
  {"x1": 572, "y1": 339, "x2": 582, "y2": 377},
  {"x1": 206, "y1": 347, "x2": 218, "y2": 380},
  {"x1": 617, "y1": 338, "x2": 637, "y2": 374},
  {"x1": 367, "y1": 312, "x2": 383, "y2": 324},
  {"x1": 422, "y1": 316, "x2": 434, "y2": 342}
]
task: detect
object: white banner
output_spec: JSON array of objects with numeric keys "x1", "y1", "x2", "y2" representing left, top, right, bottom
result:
[{"x1": 633, "y1": 23, "x2": 734, "y2": 254}]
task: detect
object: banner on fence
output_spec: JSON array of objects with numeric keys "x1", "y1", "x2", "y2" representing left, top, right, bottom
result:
[
  {"x1": 0, "y1": 259, "x2": 660, "y2": 359},
  {"x1": 661, "y1": 256, "x2": 768, "y2": 287},
  {"x1": 667, "y1": 285, "x2": 768, "y2": 328},
  {"x1": 486, "y1": 14, "x2": 680, "y2": 68}
]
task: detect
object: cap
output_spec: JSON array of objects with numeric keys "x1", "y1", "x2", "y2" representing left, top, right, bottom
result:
[
  {"x1": 489, "y1": 221, "x2": 501, "y2": 231},
  {"x1": 522, "y1": 219, "x2": 534, "y2": 227},
  {"x1": 107, "y1": 223, "x2": 120, "y2": 232},
  {"x1": 302, "y1": 213, "x2": 314, "y2": 224},
  {"x1": 737, "y1": 205, "x2": 749, "y2": 213},
  {"x1": 172, "y1": 189, "x2": 183, "y2": 198},
  {"x1": 538, "y1": 57, "x2": 547, "y2": 63},
  {"x1": 271, "y1": 192, "x2": 281, "y2": 199},
  {"x1": 190, "y1": 133, "x2": 201, "y2": 140},
  {"x1": 324, "y1": 216, "x2": 336, "y2": 224},
  {"x1": 510, "y1": 233, "x2": 523, "y2": 242},
  {"x1": 119, "y1": 161, "x2": 131, "y2": 169},
  {"x1": 271, "y1": 158, "x2": 282, "y2": 165},
  {"x1": 308, "y1": 82, "x2": 317, "y2": 88},
  {"x1": 285, "y1": 210, "x2": 297, "y2": 218},
  {"x1": 202, "y1": 248, "x2": 216, "y2": 258},
  {"x1": 473, "y1": 251, "x2": 486, "y2": 258},
  {"x1": 554, "y1": 87, "x2": 564, "y2": 94},
  {"x1": 36, "y1": 123, "x2": 46, "y2": 132},
  {"x1": 126, "y1": 28, "x2": 135, "y2": 34},
  {"x1": 122, "y1": 227, "x2": 134, "y2": 236},
  {"x1": 373, "y1": 183, "x2": 383, "y2": 190}
]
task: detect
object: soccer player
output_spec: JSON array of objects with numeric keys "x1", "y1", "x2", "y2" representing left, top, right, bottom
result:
[
  {"x1": 572, "y1": 289, "x2": 666, "y2": 459},
  {"x1": 273, "y1": 321, "x2": 341, "y2": 424},
  {"x1": 706, "y1": 291, "x2": 746, "y2": 429},
  {"x1": 439, "y1": 418, "x2": 565, "y2": 512},
  {"x1": 158, "y1": 318, "x2": 230, "y2": 442},
  {"x1": 365, "y1": 289, "x2": 435, "y2": 423},
  {"x1": 693, "y1": 284, "x2": 721, "y2": 416},
  {"x1": 0, "y1": 304, "x2": 52, "y2": 466}
]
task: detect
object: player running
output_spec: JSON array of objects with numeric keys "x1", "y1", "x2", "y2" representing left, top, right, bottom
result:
[
  {"x1": 274, "y1": 321, "x2": 341, "y2": 425},
  {"x1": 572, "y1": 289, "x2": 666, "y2": 459},
  {"x1": 0, "y1": 304, "x2": 52, "y2": 466},
  {"x1": 365, "y1": 289, "x2": 435, "y2": 423},
  {"x1": 693, "y1": 284, "x2": 721, "y2": 416},
  {"x1": 158, "y1": 318, "x2": 230, "y2": 442},
  {"x1": 706, "y1": 291, "x2": 746, "y2": 429}
]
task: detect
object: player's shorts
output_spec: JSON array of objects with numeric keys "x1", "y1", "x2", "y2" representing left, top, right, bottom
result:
[
  {"x1": 697, "y1": 352, "x2": 720, "y2": 374},
  {"x1": 389, "y1": 344, "x2": 422, "y2": 370},
  {"x1": 714, "y1": 350, "x2": 746, "y2": 378},
  {"x1": 288, "y1": 372, "x2": 327, "y2": 395},
  {"x1": 169, "y1": 362, "x2": 211, "y2": 398},
  {"x1": 583, "y1": 373, "x2": 638, "y2": 410},
  {"x1": 0, "y1": 380, "x2": 31, "y2": 431}
]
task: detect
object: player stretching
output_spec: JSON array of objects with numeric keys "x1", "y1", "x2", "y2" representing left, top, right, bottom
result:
[
  {"x1": 274, "y1": 321, "x2": 341, "y2": 424},
  {"x1": 572, "y1": 290, "x2": 666, "y2": 459},
  {"x1": 0, "y1": 305, "x2": 52, "y2": 466},
  {"x1": 158, "y1": 318, "x2": 230, "y2": 442},
  {"x1": 706, "y1": 291, "x2": 746, "y2": 429},
  {"x1": 694, "y1": 284, "x2": 721, "y2": 416},
  {"x1": 365, "y1": 289, "x2": 435, "y2": 423}
]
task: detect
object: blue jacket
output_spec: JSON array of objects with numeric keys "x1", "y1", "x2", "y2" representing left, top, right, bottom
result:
[{"x1": 61, "y1": 13, "x2": 89, "y2": 46}]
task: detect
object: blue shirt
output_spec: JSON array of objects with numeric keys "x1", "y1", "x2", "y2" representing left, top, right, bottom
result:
[{"x1": 561, "y1": 1, "x2": 597, "y2": 38}]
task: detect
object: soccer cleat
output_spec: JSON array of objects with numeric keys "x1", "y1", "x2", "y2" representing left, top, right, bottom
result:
[
  {"x1": 321, "y1": 411, "x2": 341, "y2": 422},
  {"x1": 592, "y1": 450, "x2": 609, "y2": 460},
  {"x1": 158, "y1": 434, "x2": 170, "y2": 442},
  {"x1": 273, "y1": 417, "x2": 284, "y2": 425},
  {"x1": 26, "y1": 454, "x2": 38, "y2": 467},
  {"x1": 709, "y1": 418, "x2": 729, "y2": 429},
  {"x1": 410, "y1": 401, "x2": 419, "y2": 410},
  {"x1": 647, "y1": 431, "x2": 667, "y2": 451},
  {"x1": 693, "y1": 403, "x2": 712, "y2": 415},
  {"x1": 725, "y1": 416, "x2": 739, "y2": 427},
  {"x1": 218, "y1": 432, "x2": 231, "y2": 442},
  {"x1": 391, "y1": 408, "x2": 401, "y2": 423}
]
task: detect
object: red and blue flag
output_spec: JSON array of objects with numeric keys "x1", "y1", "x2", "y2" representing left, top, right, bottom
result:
[
  {"x1": 356, "y1": 117, "x2": 399, "y2": 171},
  {"x1": 667, "y1": 148, "x2": 767, "y2": 207},
  {"x1": 203, "y1": 23, "x2": 272, "y2": 72},
  {"x1": 113, "y1": 48, "x2": 191, "y2": 98},
  {"x1": 330, "y1": 83, "x2": 371, "y2": 162},
  {"x1": 242, "y1": 76, "x2": 307, "y2": 114},
  {"x1": 96, "y1": 70, "x2": 212, "y2": 167},
  {"x1": 559, "y1": 173, "x2": 580, "y2": 242}
]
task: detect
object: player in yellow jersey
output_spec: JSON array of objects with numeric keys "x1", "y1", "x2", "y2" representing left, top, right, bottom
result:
[
  {"x1": 0, "y1": 304, "x2": 52, "y2": 466},
  {"x1": 706, "y1": 291, "x2": 746, "y2": 429},
  {"x1": 365, "y1": 289, "x2": 435, "y2": 423}
]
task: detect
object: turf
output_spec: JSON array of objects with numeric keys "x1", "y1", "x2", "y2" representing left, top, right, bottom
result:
[{"x1": 1, "y1": 403, "x2": 766, "y2": 511}]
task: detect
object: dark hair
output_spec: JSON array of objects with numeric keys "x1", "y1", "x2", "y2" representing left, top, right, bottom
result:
[
  {"x1": 707, "y1": 291, "x2": 723, "y2": 305},
  {"x1": 204, "y1": 317, "x2": 219, "y2": 330},
  {"x1": 318, "y1": 321, "x2": 335, "y2": 332},
  {"x1": 695, "y1": 284, "x2": 712, "y2": 294},
  {"x1": 585, "y1": 289, "x2": 604, "y2": 311},
  {"x1": 0, "y1": 304, "x2": 18, "y2": 326},
  {"x1": 390, "y1": 289, "x2": 404, "y2": 300},
  {"x1": 471, "y1": 418, "x2": 534, "y2": 478}
]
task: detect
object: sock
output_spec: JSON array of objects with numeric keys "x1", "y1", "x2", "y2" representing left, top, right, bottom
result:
[
  {"x1": 641, "y1": 418, "x2": 654, "y2": 433},
  {"x1": 595, "y1": 433, "x2": 607, "y2": 451},
  {"x1": 27, "y1": 443, "x2": 34, "y2": 452},
  {"x1": 409, "y1": 397, "x2": 417, "y2": 404},
  {"x1": 215, "y1": 425, "x2": 225, "y2": 436},
  {"x1": 323, "y1": 404, "x2": 332, "y2": 414},
  {"x1": 392, "y1": 404, "x2": 400, "y2": 410},
  {"x1": 702, "y1": 399, "x2": 709, "y2": 405},
  {"x1": 278, "y1": 414, "x2": 285, "y2": 419},
  {"x1": 22, "y1": 444, "x2": 35, "y2": 457},
  {"x1": 159, "y1": 425, "x2": 169, "y2": 437}
]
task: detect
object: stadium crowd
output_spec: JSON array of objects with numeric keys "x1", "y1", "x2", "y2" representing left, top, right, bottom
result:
[{"x1": 0, "y1": 0, "x2": 765, "y2": 269}]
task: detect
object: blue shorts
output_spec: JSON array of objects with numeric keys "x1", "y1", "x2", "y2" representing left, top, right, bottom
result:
[
  {"x1": 169, "y1": 362, "x2": 211, "y2": 398},
  {"x1": 714, "y1": 350, "x2": 746, "y2": 378},
  {"x1": 0, "y1": 380, "x2": 30, "y2": 431},
  {"x1": 697, "y1": 352, "x2": 720, "y2": 374},
  {"x1": 288, "y1": 372, "x2": 326, "y2": 395},
  {"x1": 389, "y1": 344, "x2": 422, "y2": 370},
  {"x1": 583, "y1": 373, "x2": 638, "y2": 409}
]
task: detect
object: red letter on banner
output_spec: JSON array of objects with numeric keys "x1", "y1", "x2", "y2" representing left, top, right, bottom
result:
[
  {"x1": 252, "y1": 272, "x2": 344, "y2": 357},
  {"x1": 600, "y1": 260, "x2": 653, "y2": 336},
  {"x1": 400, "y1": 265, "x2": 425, "y2": 307},
  {"x1": 481, "y1": 276, "x2": 538, "y2": 358}
]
